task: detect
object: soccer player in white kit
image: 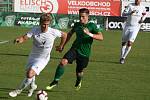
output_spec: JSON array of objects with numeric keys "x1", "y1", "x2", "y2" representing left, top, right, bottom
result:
[
  {"x1": 9, "y1": 13, "x2": 67, "y2": 97},
  {"x1": 120, "y1": 0, "x2": 147, "y2": 64}
]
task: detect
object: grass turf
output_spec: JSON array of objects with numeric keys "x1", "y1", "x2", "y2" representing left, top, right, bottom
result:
[{"x1": 0, "y1": 27, "x2": 150, "y2": 100}]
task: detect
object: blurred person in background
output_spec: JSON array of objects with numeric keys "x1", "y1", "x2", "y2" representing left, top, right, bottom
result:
[{"x1": 120, "y1": 0, "x2": 147, "y2": 64}]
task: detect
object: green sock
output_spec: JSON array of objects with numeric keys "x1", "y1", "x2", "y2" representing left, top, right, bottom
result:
[{"x1": 54, "y1": 65, "x2": 65, "y2": 81}]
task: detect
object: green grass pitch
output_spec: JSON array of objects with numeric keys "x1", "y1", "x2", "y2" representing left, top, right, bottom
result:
[{"x1": 0, "y1": 27, "x2": 150, "y2": 100}]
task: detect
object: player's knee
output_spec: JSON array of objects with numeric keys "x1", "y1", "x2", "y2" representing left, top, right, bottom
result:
[
  {"x1": 76, "y1": 68, "x2": 86, "y2": 73},
  {"x1": 76, "y1": 72, "x2": 83, "y2": 77},
  {"x1": 60, "y1": 59, "x2": 68, "y2": 66},
  {"x1": 77, "y1": 70, "x2": 83, "y2": 74},
  {"x1": 127, "y1": 41, "x2": 132, "y2": 46},
  {"x1": 27, "y1": 69, "x2": 36, "y2": 78}
]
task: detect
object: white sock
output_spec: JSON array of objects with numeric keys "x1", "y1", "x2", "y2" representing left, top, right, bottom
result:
[
  {"x1": 122, "y1": 46, "x2": 131, "y2": 59},
  {"x1": 121, "y1": 45, "x2": 126, "y2": 58},
  {"x1": 18, "y1": 78, "x2": 33, "y2": 90},
  {"x1": 31, "y1": 76, "x2": 36, "y2": 87}
]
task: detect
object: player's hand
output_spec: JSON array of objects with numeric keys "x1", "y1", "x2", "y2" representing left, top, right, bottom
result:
[
  {"x1": 14, "y1": 38, "x2": 20, "y2": 44},
  {"x1": 131, "y1": 10, "x2": 136, "y2": 15},
  {"x1": 83, "y1": 28, "x2": 90, "y2": 35},
  {"x1": 139, "y1": 19, "x2": 143, "y2": 23},
  {"x1": 142, "y1": 12, "x2": 146, "y2": 16},
  {"x1": 55, "y1": 45, "x2": 64, "y2": 52}
]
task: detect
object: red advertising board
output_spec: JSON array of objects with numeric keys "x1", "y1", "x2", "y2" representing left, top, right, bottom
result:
[
  {"x1": 14, "y1": 0, "x2": 120, "y2": 16},
  {"x1": 66, "y1": 0, "x2": 121, "y2": 16}
]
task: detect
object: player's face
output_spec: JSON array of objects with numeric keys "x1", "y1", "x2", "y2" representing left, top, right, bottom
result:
[
  {"x1": 40, "y1": 21, "x2": 50, "y2": 32},
  {"x1": 79, "y1": 13, "x2": 89, "y2": 24},
  {"x1": 135, "y1": 0, "x2": 141, "y2": 5}
]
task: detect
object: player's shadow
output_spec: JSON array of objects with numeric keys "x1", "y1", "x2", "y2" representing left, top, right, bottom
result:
[
  {"x1": 0, "y1": 87, "x2": 70, "y2": 99},
  {"x1": 0, "y1": 53, "x2": 119, "y2": 64},
  {"x1": 50, "y1": 57, "x2": 119, "y2": 64},
  {"x1": 0, "y1": 87, "x2": 29, "y2": 99},
  {"x1": 90, "y1": 59, "x2": 119, "y2": 64},
  {"x1": 0, "y1": 53, "x2": 62, "y2": 60},
  {"x1": 0, "y1": 53, "x2": 28, "y2": 57},
  {"x1": 0, "y1": 87, "x2": 12, "y2": 99}
]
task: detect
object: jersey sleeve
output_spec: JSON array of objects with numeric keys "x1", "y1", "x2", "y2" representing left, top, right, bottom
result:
[
  {"x1": 26, "y1": 28, "x2": 35, "y2": 38},
  {"x1": 91, "y1": 23, "x2": 101, "y2": 34},
  {"x1": 71, "y1": 22, "x2": 78, "y2": 32},
  {"x1": 52, "y1": 28, "x2": 62, "y2": 38},
  {"x1": 122, "y1": 4, "x2": 132, "y2": 16}
]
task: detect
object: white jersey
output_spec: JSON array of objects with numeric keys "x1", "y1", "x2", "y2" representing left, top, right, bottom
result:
[
  {"x1": 123, "y1": 3, "x2": 146, "y2": 26},
  {"x1": 26, "y1": 27, "x2": 62, "y2": 59}
]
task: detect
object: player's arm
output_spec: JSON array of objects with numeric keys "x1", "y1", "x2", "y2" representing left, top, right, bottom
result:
[
  {"x1": 122, "y1": 5, "x2": 135, "y2": 16},
  {"x1": 14, "y1": 34, "x2": 29, "y2": 44},
  {"x1": 56, "y1": 32, "x2": 67, "y2": 52},
  {"x1": 56, "y1": 28, "x2": 75, "y2": 52},
  {"x1": 93, "y1": 32, "x2": 103, "y2": 41},
  {"x1": 83, "y1": 28, "x2": 103, "y2": 41},
  {"x1": 123, "y1": 10, "x2": 136, "y2": 16},
  {"x1": 139, "y1": 10, "x2": 147, "y2": 23},
  {"x1": 14, "y1": 28, "x2": 34, "y2": 44},
  {"x1": 64, "y1": 29, "x2": 75, "y2": 46}
]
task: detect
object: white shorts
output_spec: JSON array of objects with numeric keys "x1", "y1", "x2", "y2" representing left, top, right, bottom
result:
[
  {"x1": 122, "y1": 25, "x2": 140, "y2": 43},
  {"x1": 26, "y1": 55, "x2": 50, "y2": 75}
]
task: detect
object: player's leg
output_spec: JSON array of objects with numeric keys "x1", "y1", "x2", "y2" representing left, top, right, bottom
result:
[
  {"x1": 27, "y1": 69, "x2": 37, "y2": 97},
  {"x1": 53, "y1": 59, "x2": 68, "y2": 81},
  {"x1": 120, "y1": 26, "x2": 129, "y2": 64},
  {"x1": 46, "y1": 59, "x2": 68, "y2": 90},
  {"x1": 17, "y1": 58, "x2": 38, "y2": 93},
  {"x1": 121, "y1": 42, "x2": 127, "y2": 58},
  {"x1": 75, "y1": 55, "x2": 89, "y2": 90},
  {"x1": 46, "y1": 48, "x2": 76, "y2": 90},
  {"x1": 122, "y1": 41, "x2": 132, "y2": 59},
  {"x1": 120, "y1": 42, "x2": 127, "y2": 64},
  {"x1": 27, "y1": 58, "x2": 49, "y2": 97},
  {"x1": 75, "y1": 70, "x2": 84, "y2": 91},
  {"x1": 122, "y1": 28, "x2": 139, "y2": 59},
  {"x1": 9, "y1": 68, "x2": 36, "y2": 97},
  {"x1": 121, "y1": 27, "x2": 139, "y2": 63}
]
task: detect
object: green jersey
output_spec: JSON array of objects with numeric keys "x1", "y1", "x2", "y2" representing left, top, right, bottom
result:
[{"x1": 71, "y1": 22, "x2": 101, "y2": 57}]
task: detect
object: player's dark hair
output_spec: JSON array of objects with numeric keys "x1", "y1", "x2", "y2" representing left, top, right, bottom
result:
[
  {"x1": 40, "y1": 13, "x2": 51, "y2": 23},
  {"x1": 79, "y1": 8, "x2": 89, "y2": 14}
]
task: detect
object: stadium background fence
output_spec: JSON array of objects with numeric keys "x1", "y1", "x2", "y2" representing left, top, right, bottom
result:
[{"x1": 0, "y1": 0, "x2": 150, "y2": 31}]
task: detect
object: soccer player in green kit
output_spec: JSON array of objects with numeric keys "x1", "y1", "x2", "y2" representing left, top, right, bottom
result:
[{"x1": 46, "y1": 8, "x2": 103, "y2": 91}]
